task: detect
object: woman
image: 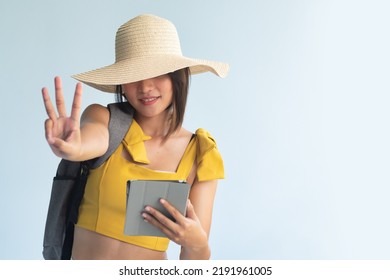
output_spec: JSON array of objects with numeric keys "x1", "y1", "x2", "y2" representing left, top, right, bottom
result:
[{"x1": 42, "y1": 14, "x2": 229, "y2": 260}]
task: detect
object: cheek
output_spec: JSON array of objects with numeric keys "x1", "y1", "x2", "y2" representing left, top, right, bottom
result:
[
  {"x1": 159, "y1": 76, "x2": 173, "y2": 92},
  {"x1": 163, "y1": 89, "x2": 174, "y2": 103},
  {"x1": 162, "y1": 83, "x2": 174, "y2": 98},
  {"x1": 123, "y1": 84, "x2": 136, "y2": 94},
  {"x1": 122, "y1": 93, "x2": 138, "y2": 108},
  {"x1": 122, "y1": 86, "x2": 136, "y2": 99}
]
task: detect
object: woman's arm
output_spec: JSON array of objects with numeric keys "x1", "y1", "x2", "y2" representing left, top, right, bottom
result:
[
  {"x1": 77, "y1": 103, "x2": 110, "y2": 161},
  {"x1": 42, "y1": 76, "x2": 109, "y2": 161},
  {"x1": 180, "y1": 179, "x2": 218, "y2": 260}
]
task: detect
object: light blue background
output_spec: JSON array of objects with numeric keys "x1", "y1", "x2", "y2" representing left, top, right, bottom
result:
[{"x1": 1, "y1": 0, "x2": 390, "y2": 260}]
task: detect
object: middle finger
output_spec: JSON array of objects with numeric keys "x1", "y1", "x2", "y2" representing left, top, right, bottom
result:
[
  {"x1": 144, "y1": 206, "x2": 179, "y2": 232},
  {"x1": 54, "y1": 76, "x2": 67, "y2": 117}
]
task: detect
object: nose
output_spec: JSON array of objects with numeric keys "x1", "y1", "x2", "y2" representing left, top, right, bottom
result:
[{"x1": 138, "y1": 78, "x2": 155, "y2": 93}]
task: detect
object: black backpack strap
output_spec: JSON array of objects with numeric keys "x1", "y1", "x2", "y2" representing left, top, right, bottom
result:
[
  {"x1": 90, "y1": 102, "x2": 134, "y2": 169},
  {"x1": 61, "y1": 163, "x2": 89, "y2": 260}
]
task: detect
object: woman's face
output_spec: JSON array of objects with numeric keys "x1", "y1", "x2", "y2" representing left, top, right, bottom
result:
[{"x1": 123, "y1": 74, "x2": 173, "y2": 118}]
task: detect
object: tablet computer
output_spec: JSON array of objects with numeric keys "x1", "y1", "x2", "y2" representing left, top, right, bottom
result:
[{"x1": 124, "y1": 180, "x2": 190, "y2": 237}]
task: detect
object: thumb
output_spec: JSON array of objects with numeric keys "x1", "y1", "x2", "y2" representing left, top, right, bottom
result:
[
  {"x1": 44, "y1": 118, "x2": 55, "y2": 144},
  {"x1": 185, "y1": 199, "x2": 198, "y2": 220}
]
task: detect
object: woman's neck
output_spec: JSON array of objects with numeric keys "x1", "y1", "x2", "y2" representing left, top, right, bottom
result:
[{"x1": 134, "y1": 112, "x2": 171, "y2": 138}]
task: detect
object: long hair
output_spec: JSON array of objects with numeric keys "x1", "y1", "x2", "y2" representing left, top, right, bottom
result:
[{"x1": 116, "y1": 67, "x2": 191, "y2": 140}]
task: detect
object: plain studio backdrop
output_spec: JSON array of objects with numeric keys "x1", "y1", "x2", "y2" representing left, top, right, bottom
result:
[{"x1": 1, "y1": 0, "x2": 389, "y2": 260}]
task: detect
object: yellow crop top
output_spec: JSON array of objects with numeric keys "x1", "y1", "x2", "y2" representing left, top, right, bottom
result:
[{"x1": 76, "y1": 120, "x2": 224, "y2": 252}]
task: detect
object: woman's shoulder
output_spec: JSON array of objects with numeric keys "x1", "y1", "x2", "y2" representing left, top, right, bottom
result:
[
  {"x1": 81, "y1": 103, "x2": 110, "y2": 125},
  {"x1": 83, "y1": 103, "x2": 110, "y2": 113},
  {"x1": 193, "y1": 128, "x2": 224, "y2": 181},
  {"x1": 194, "y1": 128, "x2": 219, "y2": 149}
]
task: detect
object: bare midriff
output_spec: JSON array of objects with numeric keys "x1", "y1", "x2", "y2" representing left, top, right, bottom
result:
[{"x1": 72, "y1": 227, "x2": 167, "y2": 260}]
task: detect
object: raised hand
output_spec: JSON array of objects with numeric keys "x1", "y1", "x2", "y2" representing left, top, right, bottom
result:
[{"x1": 42, "y1": 76, "x2": 83, "y2": 160}]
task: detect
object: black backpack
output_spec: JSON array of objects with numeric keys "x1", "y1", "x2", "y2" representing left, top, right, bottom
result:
[{"x1": 42, "y1": 102, "x2": 133, "y2": 260}]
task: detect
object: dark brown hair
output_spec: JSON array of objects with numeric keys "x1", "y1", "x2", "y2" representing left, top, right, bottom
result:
[{"x1": 116, "y1": 67, "x2": 190, "y2": 140}]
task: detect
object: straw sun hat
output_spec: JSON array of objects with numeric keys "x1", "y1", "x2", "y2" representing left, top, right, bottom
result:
[{"x1": 72, "y1": 14, "x2": 229, "y2": 93}]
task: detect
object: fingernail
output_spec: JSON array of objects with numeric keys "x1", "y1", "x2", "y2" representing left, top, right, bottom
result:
[{"x1": 141, "y1": 213, "x2": 149, "y2": 223}]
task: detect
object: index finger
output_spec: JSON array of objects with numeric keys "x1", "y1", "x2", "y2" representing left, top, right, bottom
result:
[{"x1": 159, "y1": 198, "x2": 186, "y2": 225}]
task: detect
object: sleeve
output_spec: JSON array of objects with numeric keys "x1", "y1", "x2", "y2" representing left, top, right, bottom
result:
[{"x1": 195, "y1": 128, "x2": 225, "y2": 182}]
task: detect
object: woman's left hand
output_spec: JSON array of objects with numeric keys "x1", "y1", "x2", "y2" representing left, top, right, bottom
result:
[{"x1": 142, "y1": 199, "x2": 208, "y2": 250}]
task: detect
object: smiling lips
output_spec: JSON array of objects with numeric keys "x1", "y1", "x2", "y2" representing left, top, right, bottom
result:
[{"x1": 140, "y1": 96, "x2": 160, "y2": 105}]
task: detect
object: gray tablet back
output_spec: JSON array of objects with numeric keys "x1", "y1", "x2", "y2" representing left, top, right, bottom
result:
[{"x1": 124, "y1": 180, "x2": 190, "y2": 237}]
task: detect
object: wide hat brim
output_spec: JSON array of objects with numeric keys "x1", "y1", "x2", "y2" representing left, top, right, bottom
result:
[
  {"x1": 72, "y1": 55, "x2": 229, "y2": 93},
  {"x1": 72, "y1": 14, "x2": 229, "y2": 93}
]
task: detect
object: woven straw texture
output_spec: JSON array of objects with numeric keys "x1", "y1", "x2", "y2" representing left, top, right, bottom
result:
[{"x1": 72, "y1": 14, "x2": 229, "y2": 93}]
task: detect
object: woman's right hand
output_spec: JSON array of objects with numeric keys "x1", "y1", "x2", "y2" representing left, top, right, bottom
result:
[{"x1": 42, "y1": 76, "x2": 83, "y2": 160}]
